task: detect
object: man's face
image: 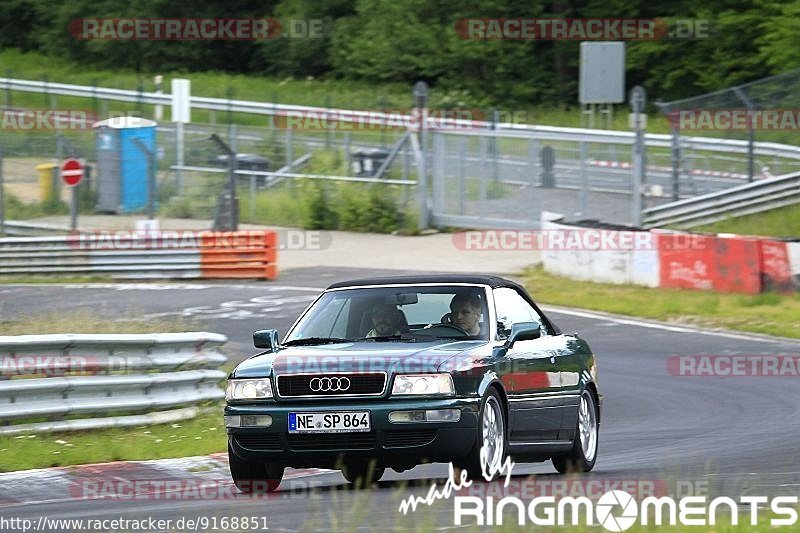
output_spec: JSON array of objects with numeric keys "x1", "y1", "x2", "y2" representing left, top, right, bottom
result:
[
  {"x1": 451, "y1": 303, "x2": 481, "y2": 334},
  {"x1": 372, "y1": 308, "x2": 398, "y2": 335}
]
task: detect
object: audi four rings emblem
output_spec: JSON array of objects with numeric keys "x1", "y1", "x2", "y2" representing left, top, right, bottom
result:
[{"x1": 309, "y1": 376, "x2": 351, "y2": 392}]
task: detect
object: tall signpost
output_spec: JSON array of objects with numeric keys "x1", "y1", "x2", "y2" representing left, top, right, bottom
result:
[
  {"x1": 413, "y1": 81, "x2": 429, "y2": 230},
  {"x1": 61, "y1": 157, "x2": 84, "y2": 230},
  {"x1": 172, "y1": 79, "x2": 190, "y2": 195},
  {"x1": 578, "y1": 42, "x2": 625, "y2": 221}
]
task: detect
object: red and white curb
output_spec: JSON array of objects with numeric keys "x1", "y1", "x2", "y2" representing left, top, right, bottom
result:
[
  {"x1": 589, "y1": 159, "x2": 750, "y2": 179},
  {"x1": 0, "y1": 454, "x2": 333, "y2": 507}
]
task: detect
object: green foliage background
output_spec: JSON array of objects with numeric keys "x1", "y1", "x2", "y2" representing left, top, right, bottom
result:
[{"x1": 2, "y1": 0, "x2": 797, "y2": 108}]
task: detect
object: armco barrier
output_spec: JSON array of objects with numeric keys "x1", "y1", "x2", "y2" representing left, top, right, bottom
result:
[
  {"x1": 0, "y1": 230, "x2": 277, "y2": 279},
  {"x1": 0, "y1": 332, "x2": 227, "y2": 435},
  {"x1": 541, "y1": 212, "x2": 794, "y2": 295}
]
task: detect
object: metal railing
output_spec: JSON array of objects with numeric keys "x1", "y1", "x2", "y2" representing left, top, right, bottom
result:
[
  {"x1": 1, "y1": 221, "x2": 70, "y2": 236},
  {"x1": 5, "y1": 76, "x2": 800, "y2": 160},
  {"x1": 0, "y1": 332, "x2": 227, "y2": 435},
  {"x1": 0, "y1": 230, "x2": 277, "y2": 279},
  {"x1": 642, "y1": 171, "x2": 800, "y2": 228}
]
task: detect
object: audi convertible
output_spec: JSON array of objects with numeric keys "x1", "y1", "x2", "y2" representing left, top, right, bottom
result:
[{"x1": 225, "y1": 275, "x2": 601, "y2": 491}]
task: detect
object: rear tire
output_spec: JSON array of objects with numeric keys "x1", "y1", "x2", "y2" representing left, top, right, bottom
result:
[
  {"x1": 552, "y1": 389, "x2": 599, "y2": 474},
  {"x1": 457, "y1": 388, "x2": 507, "y2": 480},
  {"x1": 228, "y1": 444, "x2": 284, "y2": 493}
]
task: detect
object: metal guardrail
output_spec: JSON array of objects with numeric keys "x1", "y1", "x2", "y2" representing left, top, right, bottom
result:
[
  {"x1": 0, "y1": 332, "x2": 227, "y2": 435},
  {"x1": 5, "y1": 77, "x2": 800, "y2": 160},
  {"x1": 0, "y1": 231, "x2": 278, "y2": 279},
  {"x1": 1, "y1": 221, "x2": 70, "y2": 237},
  {"x1": 642, "y1": 171, "x2": 800, "y2": 228}
]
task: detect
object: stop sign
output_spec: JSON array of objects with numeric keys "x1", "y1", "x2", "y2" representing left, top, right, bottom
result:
[{"x1": 61, "y1": 158, "x2": 83, "y2": 187}]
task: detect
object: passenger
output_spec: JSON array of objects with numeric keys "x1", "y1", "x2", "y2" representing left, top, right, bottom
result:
[{"x1": 366, "y1": 304, "x2": 407, "y2": 337}]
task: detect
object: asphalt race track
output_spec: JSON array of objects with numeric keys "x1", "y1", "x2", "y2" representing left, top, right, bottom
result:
[{"x1": 2, "y1": 267, "x2": 800, "y2": 531}]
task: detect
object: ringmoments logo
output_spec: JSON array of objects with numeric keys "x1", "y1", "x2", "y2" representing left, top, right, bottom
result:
[{"x1": 397, "y1": 447, "x2": 800, "y2": 529}]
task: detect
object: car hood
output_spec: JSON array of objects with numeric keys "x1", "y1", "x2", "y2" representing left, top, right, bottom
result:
[{"x1": 230, "y1": 340, "x2": 488, "y2": 378}]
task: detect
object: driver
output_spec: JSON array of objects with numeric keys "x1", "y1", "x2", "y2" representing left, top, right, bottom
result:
[
  {"x1": 366, "y1": 304, "x2": 406, "y2": 337},
  {"x1": 449, "y1": 292, "x2": 482, "y2": 336}
]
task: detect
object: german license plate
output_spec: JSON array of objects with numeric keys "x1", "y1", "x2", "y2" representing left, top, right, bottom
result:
[{"x1": 288, "y1": 411, "x2": 370, "y2": 433}]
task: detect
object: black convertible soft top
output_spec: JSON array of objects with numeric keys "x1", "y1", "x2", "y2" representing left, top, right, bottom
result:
[
  {"x1": 325, "y1": 274, "x2": 560, "y2": 334},
  {"x1": 326, "y1": 274, "x2": 524, "y2": 291}
]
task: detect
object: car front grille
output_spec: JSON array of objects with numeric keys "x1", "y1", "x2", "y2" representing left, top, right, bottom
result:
[
  {"x1": 235, "y1": 434, "x2": 283, "y2": 451},
  {"x1": 287, "y1": 433, "x2": 377, "y2": 451},
  {"x1": 383, "y1": 429, "x2": 437, "y2": 448},
  {"x1": 276, "y1": 373, "x2": 386, "y2": 397}
]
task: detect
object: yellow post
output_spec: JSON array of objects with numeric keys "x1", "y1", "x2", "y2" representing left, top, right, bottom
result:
[{"x1": 36, "y1": 163, "x2": 57, "y2": 203}]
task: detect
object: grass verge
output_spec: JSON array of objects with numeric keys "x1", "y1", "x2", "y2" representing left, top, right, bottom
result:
[
  {"x1": 0, "y1": 48, "x2": 674, "y2": 132},
  {"x1": 522, "y1": 265, "x2": 800, "y2": 339},
  {"x1": 692, "y1": 203, "x2": 800, "y2": 238},
  {"x1": 0, "y1": 407, "x2": 225, "y2": 472}
]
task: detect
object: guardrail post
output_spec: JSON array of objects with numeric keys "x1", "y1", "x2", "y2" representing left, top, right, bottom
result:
[
  {"x1": 579, "y1": 141, "x2": 588, "y2": 218},
  {"x1": 630, "y1": 85, "x2": 646, "y2": 227},
  {"x1": 0, "y1": 147, "x2": 4, "y2": 236},
  {"x1": 670, "y1": 126, "x2": 681, "y2": 201},
  {"x1": 734, "y1": 87, "x2": 756, "y2": 182}
]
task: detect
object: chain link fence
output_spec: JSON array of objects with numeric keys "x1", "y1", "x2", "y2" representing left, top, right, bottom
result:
[{"x1": 657, "y1": 67, "x2": 800, "y2": 196}]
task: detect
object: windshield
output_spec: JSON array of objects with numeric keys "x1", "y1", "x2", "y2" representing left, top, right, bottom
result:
[{"x1": 284, "y1": 285, "x2": 490, "y2": 343}]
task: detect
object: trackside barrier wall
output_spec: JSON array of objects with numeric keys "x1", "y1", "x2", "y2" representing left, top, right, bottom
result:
[
  {"x1": 788, "y1": 242, "x2": 800, "y2": 291},
  {"x1": 0, "y1": 230, "x2": 277, "y2": 279},
  {"x1": 657, "y1": 233, "x2": 761, "y2": 294},
  {"x1": 541, "y1": 212, "x2": 798, "y2": 294},
  {"x1": 0, "y1": 332, "x2": 228, "y2": 435},
  {"x1": 540, "y1": 212, "x2": 660, "y2": 287}
]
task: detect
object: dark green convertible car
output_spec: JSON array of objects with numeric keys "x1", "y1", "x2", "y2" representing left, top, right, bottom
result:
[{"x1": 225, "y1": 275, "x2": 601, "y2": 491}]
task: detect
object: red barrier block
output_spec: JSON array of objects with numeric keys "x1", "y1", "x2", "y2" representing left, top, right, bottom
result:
[
  {"x1": 658, "y1": 233, "x2": 761, "y2": 294},
  {"x1": 759, "y1": 240, "x2": 795, "y2": 293},
  {"x1": 713, "y1": 235, "x2": 760, "y2": 294},
  {"x1": 658, "y1": 233, "x2": 717, "y2": 291}
]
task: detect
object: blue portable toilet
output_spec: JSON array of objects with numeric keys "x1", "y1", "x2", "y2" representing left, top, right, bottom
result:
[{"x1": 93, "y1": 117, "x2": 157, "y2": 213}]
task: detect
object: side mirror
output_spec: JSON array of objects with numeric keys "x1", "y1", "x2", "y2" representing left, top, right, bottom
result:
[
  {"x1": 253, "y1": 329, "x2": 280, "y2": 351},
  {"x1": 505, "y1": 322, "x2": 540, "y2": 347}
]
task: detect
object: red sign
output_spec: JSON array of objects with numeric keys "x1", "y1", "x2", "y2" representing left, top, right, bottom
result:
[{"x1": 61, "y1": 158, "x2": 84, "y2": 187}]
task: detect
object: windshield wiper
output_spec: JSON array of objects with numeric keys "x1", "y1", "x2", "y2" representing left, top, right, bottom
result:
[
  {"x1": 281, "y1": 337, "x2": 352, "y2": 347},
  {"x1": 353, "y1": 333, "x2": 433, "y2": 342}
]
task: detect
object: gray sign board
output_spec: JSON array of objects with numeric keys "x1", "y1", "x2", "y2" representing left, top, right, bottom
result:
[{"x1": 579, "y1": 42, "x2": 625, "y2": 104}]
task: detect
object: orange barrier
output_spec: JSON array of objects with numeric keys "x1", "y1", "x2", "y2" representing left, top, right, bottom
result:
[
  {"x1": 759, "y1": 240, "x2": 794, "y2": 293},
  {"x1": 199, "y1": 230, "x2": 278, "y2": 280},
  {"x1": 658, "y1": 233, "x2": 761, "y2": 294}
]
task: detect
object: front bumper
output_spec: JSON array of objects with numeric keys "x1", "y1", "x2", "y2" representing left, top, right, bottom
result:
[{"x1": 225, "y1": 397, "x2": 480, "y2": 469}]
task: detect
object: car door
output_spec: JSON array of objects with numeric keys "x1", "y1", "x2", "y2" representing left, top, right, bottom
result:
[{"x1": 493, "y1": 287, "x2": 563, "y2": 442}]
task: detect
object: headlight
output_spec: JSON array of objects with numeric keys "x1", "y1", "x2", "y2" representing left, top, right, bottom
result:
[
  {"x1": 391, "y1": 374, "x2": 455, "y2": 396},
  {"x1": 225, "y1": 378, "x2": 273, "y2": 401}
]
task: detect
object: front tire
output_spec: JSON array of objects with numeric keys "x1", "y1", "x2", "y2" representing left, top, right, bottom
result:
[
  {"x1": 228, "y1": 444, "x2": 284, "y2": 493},
  {"x1": 552, "y1": 389, "x2": 599, "y2": 473},
  {"x1": 341, "y1": 460, "x2": 384, "y2": 488},
  {"x1": 458, "y1": 388, "x2": 507, "y2": 480}
]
